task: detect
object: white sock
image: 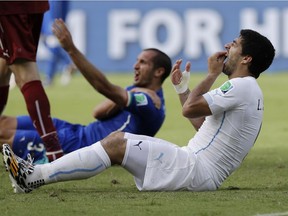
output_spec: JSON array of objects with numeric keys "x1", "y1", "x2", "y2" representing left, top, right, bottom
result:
[{"x1": 28, "y1": 142, "x2": 111, "y2": 185}]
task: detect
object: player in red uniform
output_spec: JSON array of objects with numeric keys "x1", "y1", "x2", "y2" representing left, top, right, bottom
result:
[{"x1": 0, "y1": 1, "x2": 63, "y2": 161}]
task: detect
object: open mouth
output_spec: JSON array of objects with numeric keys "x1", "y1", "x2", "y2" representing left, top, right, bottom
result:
[
  {"x1": 134, "y1": 72, "x2": 140, "y2": 82},
  {"x1": 223, "y1": 52, "x2": 229, "y2": 64}
]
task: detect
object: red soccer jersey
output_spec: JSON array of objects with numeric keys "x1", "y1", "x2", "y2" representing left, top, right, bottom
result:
[{"x1": 0, "y1": 1, "x2": 49, "y2": 15}]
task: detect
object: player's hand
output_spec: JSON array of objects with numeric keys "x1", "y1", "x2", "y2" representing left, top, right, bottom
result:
[
  {"x1": 130, "y1": 88, "x2": 161, "y2": 109},
  {"x1": 207, "y1": 51, "x2": 227, "y2": 76},
  {"x1": 171, "y1": 59, "x2": 191, "y2": 94},
  {"x1": 52, "y1": 18, "x2": 75, "y2": 53}
]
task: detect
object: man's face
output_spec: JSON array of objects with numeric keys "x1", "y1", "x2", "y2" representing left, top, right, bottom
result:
[
  {"x1": 133, "y1": 50, "x2": 156, "y2": 87},
  {"x1": 223, "y1": 37, "x2": 243, "y2": 76}
]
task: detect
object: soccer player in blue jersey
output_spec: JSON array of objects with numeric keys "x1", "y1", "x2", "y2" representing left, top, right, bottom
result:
[
  {"x1": 0, "y1": 19, "x2": 171, "y2": 164},
  {"x1": 41, "y1": 0, "x2": 75, "y2": 86}
]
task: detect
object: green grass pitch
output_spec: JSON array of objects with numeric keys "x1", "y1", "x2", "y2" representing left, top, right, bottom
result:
[{"x1": 0, "y1": 72, "x2": 288, "y2": 216}]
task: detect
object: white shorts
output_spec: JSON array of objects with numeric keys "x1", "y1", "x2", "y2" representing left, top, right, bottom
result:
[{"x1": 123, "y1": 133, "x2": 217, "y2": 191}]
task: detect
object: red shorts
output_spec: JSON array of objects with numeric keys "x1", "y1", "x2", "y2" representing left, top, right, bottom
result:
[{"x1": 0, "y1": 14, "x2": 44, "y2": 65}]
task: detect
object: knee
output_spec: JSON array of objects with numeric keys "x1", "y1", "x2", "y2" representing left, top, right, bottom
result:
[
  {"x1": 108, "y1": 131, "x2": 125, "y2": 140},
  {"x1": 101, "y1": 131, "x2": 126, "y2": 164},
  {"x1": 103, "y1": 131, "x2": 126, "y2": 150}
]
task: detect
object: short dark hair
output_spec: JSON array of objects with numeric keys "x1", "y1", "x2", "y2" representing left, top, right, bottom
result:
[
  {"x1": 240, "y1": 29, "x2": 275, "y2": 78},
  {"x1": 144, "y1": 48, "x2": 172, "y2": 83}
]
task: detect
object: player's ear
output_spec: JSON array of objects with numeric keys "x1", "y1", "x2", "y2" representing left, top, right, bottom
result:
[
  {"x1": 241, "y1": 55, "x2": 252, "y2": 64},
  {"x1": 154, "y1": 67, "x2": 165, "y2": 78}
]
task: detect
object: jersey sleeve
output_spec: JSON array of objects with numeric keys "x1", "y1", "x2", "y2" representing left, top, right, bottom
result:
[
  {"x1": 203, "y1": 79, "x2": 245, "y2": 115},
  {"x1": 125, "y1": 91, "x2": 159, "y2": 117}
]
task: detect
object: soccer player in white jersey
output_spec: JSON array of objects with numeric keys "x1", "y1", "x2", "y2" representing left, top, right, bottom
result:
[{"x1": 3, "y1": 29, "x2": 275, "y2": 193}]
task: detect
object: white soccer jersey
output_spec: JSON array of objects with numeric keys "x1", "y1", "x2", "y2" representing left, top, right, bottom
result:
[{"x1": 188, "y1": 76, "x2": 264, "y2": 188}]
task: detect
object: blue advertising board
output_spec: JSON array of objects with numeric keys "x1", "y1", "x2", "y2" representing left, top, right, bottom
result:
[{"x1": 38, "y1": 1, "x2": 288, "y2": 73}]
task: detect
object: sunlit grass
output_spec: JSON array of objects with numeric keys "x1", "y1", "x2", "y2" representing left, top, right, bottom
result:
[{"x1": 1, "y1": 72, "x2": 288, "y2": 216}]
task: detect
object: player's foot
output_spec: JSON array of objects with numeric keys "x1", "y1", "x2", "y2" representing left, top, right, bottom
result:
[
  {"x1": 41, "y1": 132, "x2": 64, "y2": 162},
  {"x1": 2, "y1": 144, "x2": 44, "y2": 193}
]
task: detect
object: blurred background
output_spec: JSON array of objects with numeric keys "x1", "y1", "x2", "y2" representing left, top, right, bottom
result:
[{"x1": 37, "y1": 0, "x2": 288, "y2": 81}]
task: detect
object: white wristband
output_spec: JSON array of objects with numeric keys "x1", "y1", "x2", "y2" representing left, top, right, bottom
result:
[{"x1": 173, "y1": 70, "x2": 190, "y2": 94}]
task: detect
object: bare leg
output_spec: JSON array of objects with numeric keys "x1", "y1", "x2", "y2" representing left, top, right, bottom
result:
[
  {"x1": 2, "y1": 131, "x2": 151, "y2": 193},
  {"x1": 100, "y1": 131, "x2": 127, "y2": 165},
  {"x1": 0, "y1": 58, "x2": 11, "y2": 114},
  {"x1": 10, "y1": 61, "x2": 63, "y2": 161},
  {"x1": 22, "y1": 132, "x2": 127, "y2": 185},
  {"x1": 0, "y1": 58, "x2": 11, "y2": 85},
  {"x1": 0, "y1": 115, "x2": 17, "y2": 150}
]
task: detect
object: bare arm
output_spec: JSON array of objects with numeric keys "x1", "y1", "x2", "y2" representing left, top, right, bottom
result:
[
  {"x1": 178, "y1": 89, "x2": 205, "y2": 130},
  {"x1": 170, "y1": 60, "x2": 205, "y2": 130},
  {"x1": 93, "y1": 87, "x2": 161, "y2": 119},
  {"x1": 92, "y1": 99, "x2": 120, "y2": 120},
  {"x1": 52, "y1": 19, "x2": 128, "y2": 108},
  {"x1": 182, "y1": 52, "x2": 227, "y2": 118}
]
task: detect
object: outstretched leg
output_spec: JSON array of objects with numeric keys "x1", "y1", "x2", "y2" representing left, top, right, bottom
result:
[
  {"x1": 2, "y1": 132, "x2": 126, "y2": 192},
  {"x1": 2, "y1": 131, "x2": 153, "y2": 193},
  {"x1": 11, "y1": 61, "x2": 63, "y2": 161}
]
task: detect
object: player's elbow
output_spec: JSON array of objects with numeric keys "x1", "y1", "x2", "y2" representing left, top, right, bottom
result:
[
  {"x1": 182, "y1": 97, "x2": 211, "y2": 118},
  {"x1": 182, "y1": 104, "x2": 196, "y2": 118},
  {"x1": 182, "y1": 103, "x2": 207, "y2": 119}
]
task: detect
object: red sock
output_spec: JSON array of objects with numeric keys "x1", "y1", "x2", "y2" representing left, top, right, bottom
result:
[
  {"x1": 0, "y1": 85, "x2": 9, "y2": 115},
  {"x1": 21, "y1": 80, "x2": 63, "y2": 158},
  {"x1": 21, "y1": 80, "x2": 55, "y2": 136}
]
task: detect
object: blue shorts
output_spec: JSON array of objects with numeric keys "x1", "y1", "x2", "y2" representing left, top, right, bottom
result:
[{"x1": 13, "y1": 116, "x2": 92, "y2": 163}]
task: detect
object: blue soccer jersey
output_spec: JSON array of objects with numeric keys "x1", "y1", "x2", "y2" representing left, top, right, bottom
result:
[{"x1": 12, "y1": 86, "x2": 165, "y2": 163}]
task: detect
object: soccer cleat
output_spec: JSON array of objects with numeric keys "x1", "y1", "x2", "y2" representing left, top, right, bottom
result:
[{"x1": 2, "y1": 144, "x2": 45, "y2": 193}]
